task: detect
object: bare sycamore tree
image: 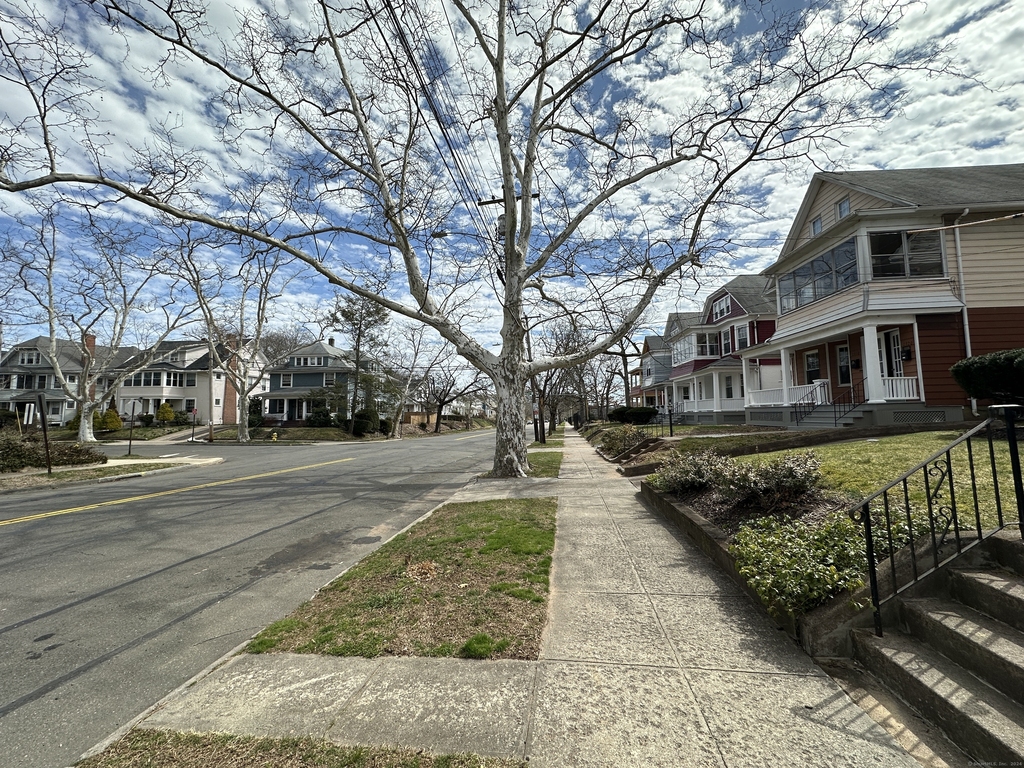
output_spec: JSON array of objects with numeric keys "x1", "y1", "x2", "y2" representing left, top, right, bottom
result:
[
  {"x1": 175, "y1": 231, "x2": 306, "y2": 442},
  {"x1": 0, "y1": 0, "x2": 958, "y2": 474},
  {"x1": 425, "y1": 358, "x2": 489, "y2": 433},
  {"x1": 383, "y1": 321, "x2": 450, "y2": 438},
  {"x1": 3, "y1": 205, "x2": 196, "y2": 442}
]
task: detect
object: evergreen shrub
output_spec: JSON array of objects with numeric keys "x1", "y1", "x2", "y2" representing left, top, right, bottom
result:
[{"x1": 950, "y1": 347, "x2": 1024, "y2": 403}]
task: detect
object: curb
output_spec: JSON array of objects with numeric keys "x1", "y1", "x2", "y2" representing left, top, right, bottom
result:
[
  {"x1": 0, "y1": 459, "x2": 226, "y2": 497},
  {"x1": 72, "y1": 471, "x2": 489, "y2": 765}
]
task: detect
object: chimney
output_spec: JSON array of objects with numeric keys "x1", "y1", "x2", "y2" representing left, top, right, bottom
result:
[
  {"x1": 328, "y1": 337, "x2": 335, "y2": 347},
  {"x1": 83, "y1": 334, "x2": 96, "y2": 364}
]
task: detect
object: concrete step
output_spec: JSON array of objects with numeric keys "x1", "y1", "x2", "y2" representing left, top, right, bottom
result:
[
  {"x1": 853, "y1": 628, "x2": 1024, "y2": 764},
  {"x1": 949, "y1": 569, "x2": 1024, "y2": 634},
  {"x1": 901, "y1": 598, "x2": 1024, "y2": 705}
]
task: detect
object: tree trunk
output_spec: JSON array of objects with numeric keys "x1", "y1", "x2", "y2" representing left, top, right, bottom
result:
[
  {"x1": 491, "y1": 375, "x2": 529, "y2": 477},
  {"x1": 77, "y1": 403, "x2": 97, "y2": 443},
  {"x1": 433, "y1": 401, "x2": 444, "y2": 433},
  {"x1": 236, "y1": 391, "x2": 250, "y2": 443}
]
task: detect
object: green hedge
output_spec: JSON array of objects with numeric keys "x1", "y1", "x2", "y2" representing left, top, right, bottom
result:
[
  {"x1": 608, "y1": 406, "x2": 658, "y2": 424},
  {"x1": 950, "y1": 347, "x2": 1024, "y2": 403}
]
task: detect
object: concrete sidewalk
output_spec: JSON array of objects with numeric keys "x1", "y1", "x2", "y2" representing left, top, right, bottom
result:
[{"x1": 124, "y1": 430, "x2": 919, "y2": 767}]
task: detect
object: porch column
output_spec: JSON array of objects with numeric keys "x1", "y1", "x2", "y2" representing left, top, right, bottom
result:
[
  {"x1": 664, "y1": 384, "x2": 672, "y2": 410},
  {"x1": 742, "y1": 359, "x2": 752, "y2": 407},
  {"x1": 712, "y1": 372, "x2": 722, "y2": 412},
  {"x1": 780, "y1": 347, "x2": 791, "y2": 405},
  {"x1": 862, "y1": 324, "x2": 886, "y2": 403}
]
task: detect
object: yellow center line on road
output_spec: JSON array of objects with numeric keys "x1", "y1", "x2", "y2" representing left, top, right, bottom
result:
[
  {"x1": 0, "y1": 457, "x2": 356, "y2": 529},
  {"x1": 453, "y1": 432, "x2": 496, "y2": 441}
]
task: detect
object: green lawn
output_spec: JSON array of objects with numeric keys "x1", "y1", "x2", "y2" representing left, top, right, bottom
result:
[
  {"x1": 526, "y1": 451, "x2": 563, "y2": 477},
  {"x1": 247, "y1": 498, "x2": 557, "y2": 661},
  {"x1": 75, "y1": 731, "x2": 526, "y2": 768}
]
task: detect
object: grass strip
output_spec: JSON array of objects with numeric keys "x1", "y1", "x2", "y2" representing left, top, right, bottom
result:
[
  {"x1": 75, "y1": 730, "x2": 527, "y2": 768},
  {"x1": 0, "y1": 464, "x2": 174, "y2": 493},
  {"x1": 247, "y1": 497, "x2": 557, "y2": 660},
  {"x1": 526, "y1": 452, "x2": 563, "y2": 477}
]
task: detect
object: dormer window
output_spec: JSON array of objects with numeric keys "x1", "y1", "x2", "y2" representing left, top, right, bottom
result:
[
  {"x1": 19, "y1": 350, "x2": 41, "y2": 365},
  {"x1": 810, "y1": 216, "x2": 823, "y2": 236},
  {"x1": 711, "y1": 296, "x2": 731, "y2": 321}
]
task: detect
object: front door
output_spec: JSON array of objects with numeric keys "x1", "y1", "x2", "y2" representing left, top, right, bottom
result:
[
  {"x1": 836, "y1": 345, "x2": 852, "y2": 386},
  {"x1": 804, "y1": 351, "x2": 821, "y2": 384},
  {"x1": 877, "y1": 330, "x2": 904, "y2": 377}
]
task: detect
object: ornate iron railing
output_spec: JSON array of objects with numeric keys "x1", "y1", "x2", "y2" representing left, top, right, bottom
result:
[{"x1": 850, "y1": 408, "x2": 1024, "y2": 636}]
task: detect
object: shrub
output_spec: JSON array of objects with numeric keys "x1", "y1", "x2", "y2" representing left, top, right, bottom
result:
[
  {"x1": 248, "y1": 398, "x2": 264, "y2": 428},
  {"x1": 609, "y1": 406, "x2": 658, "y2": 424},
  {"x1": 648, "y1": 450, "x2": 731, "y2": 494},
  {"x1": 0, "y1": 410, "x2": 19, "y2": 430},
  {"x1": 139, "y1": 414, "x2": 155, "y2": 427},
  {"x1": 723, "y1": 452, "x2": 822, "y2": 515},
  {"x1": 156, "y1": 402, "x2": 175, "y2": 424},
  {"x1": 172, "y1": 410, "x2": 191, "y2": 426},
  {"x1": 380, "y1": 417, "x2": 393, "y2": 435},
  {"x1": 352, "y1": 407, "x2": 380, "y2": 437},
  {"x1": 305, "y1": 407, "x2": 333, "y2": 428},
  {"x1": 597, "y1": 424, "x2": 646, "y2": 457},
  {"x1": 950, "y1": 347, "x2": 1024, "y2": 403},
  {"x1": 100, "y1": 408, "x2": 123, "y2": 432},
  {"x1": 0, "y1": 433, "x2": 107, "y2": 472},
  {"x1": 731, "y1": 514, "x2": 867, "y2": 615}
]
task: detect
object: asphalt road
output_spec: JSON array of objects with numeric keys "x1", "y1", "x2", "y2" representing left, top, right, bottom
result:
[{"x1": 0, "y1": 432, "x2": 496, "y2": 768}]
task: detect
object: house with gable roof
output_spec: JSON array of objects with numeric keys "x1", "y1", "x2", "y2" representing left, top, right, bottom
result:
[
  {"x1": 660, "y1": 276, "x2": 779, "y2": 424},
  {"x1": 743, "y1": 163, "x2": 1024, "y2": 428}
]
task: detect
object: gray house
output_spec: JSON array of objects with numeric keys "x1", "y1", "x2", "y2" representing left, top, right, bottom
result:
[
  {"x1": 261, "y1": 339, "x2": 377, "y2": 425},
  {"x1": 0, "y1": 335, "x2": 137, "y2": 427}
]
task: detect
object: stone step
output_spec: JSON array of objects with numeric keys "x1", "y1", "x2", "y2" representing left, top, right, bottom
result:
[
  {"x1": 853, "y1": 628, "x2": 1024, "y2": 764},
  {"x1": 949, "y1": 569, "x2": 1024, "y2": 634},
  {"x1": 901, "y1": 598, "x2": 1024, "y2": 706}
]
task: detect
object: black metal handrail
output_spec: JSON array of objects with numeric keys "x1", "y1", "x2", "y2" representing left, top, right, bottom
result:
[
  {"x1": 793, "y1": 381, "x2": 828, "y2": 424},
  {"x1": 850, "y1": 410, "x2": 1024, "y2": 636},
  {"x1": 832, "y1": 378, "x2": 866, "y2": 425}
]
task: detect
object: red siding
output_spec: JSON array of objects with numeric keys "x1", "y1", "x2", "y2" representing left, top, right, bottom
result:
[
  {"x1": 967, "y1": 307, "x2": 1024, "y2": 355},
  {"x1": 917, "y1": 313, "x2": 968, "y2": 407}
]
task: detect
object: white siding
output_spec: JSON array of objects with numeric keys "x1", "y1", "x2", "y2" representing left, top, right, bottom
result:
[{"x1": 946, "y1": 215, "x2": 1024, "y2": 308}]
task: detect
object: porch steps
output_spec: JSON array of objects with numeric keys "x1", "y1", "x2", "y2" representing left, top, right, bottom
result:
[
  {"x1": 793, "y1": 407, "x2": 866, "y2": 430},
  {"x1": 611, "y1": 437, "x2": 662, "y2": 463},
  {"x1": 851, "y1": 535, "x2": 1024, "y2": 764}
]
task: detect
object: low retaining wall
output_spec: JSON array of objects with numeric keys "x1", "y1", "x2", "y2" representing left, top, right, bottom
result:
[{"x1": 638, "y1": 481, "x2": 878, "y2": 658}]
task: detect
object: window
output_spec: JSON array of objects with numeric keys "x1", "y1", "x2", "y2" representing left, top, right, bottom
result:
[
  {"x1": 214, "y1": 398, "x2": 221, "y2": 406},
  {"x1": 805, "y1": 351, "x2": 821, "y2": 383},
  {"x1": 869, "y1": 231, "x2": 943, "y2": 279},
  {"x1": 696, "y1": 333, "x2": 719, "y2": 357},
  {"x1": 167, "y1": 372, "x2": 184, "y2": 387},
  {"x1": 837, "y1": 345, "x2": 852, "y2": 386},
  {"x1": 681, "y1": 336, "x2": 695, "y2": 360},
  {"x1": 37, "y1": 375, "x2": 49, "y2": 389},
  {"x1": 779, "y1": 238, "x2": 858, "y2": 313},
  {"x1": 185, "y1": 398, "x2": 196, "y2": 412},
  {"x1": 811, "y1": 216, "x2": 823, "y2": 236},
  {"x1": 15, "y1": 374, "x2": 34, "y2": 389},
  {"x1": 186, "y1": 373, "x2": 197, "y2": 387},
  {"x1": 169, "y1": 351, "x2": 180, "y2": 362},
  {"x1": 712, "y1": 296, "x2": 731, "y2": 321},
  {"x1": 324, "y1": 372, "x2": 336, "y2": 386},
  {"x1": 682, "y1": 385, "x2": 690, "y2": 400},
  {"x1": 289, "y1": 356, "x2": 324, "y2": 367},
  {"x1": 215, "y1": 372, "x2": 222, "y2": 380},
  {"x1": 19, "y1": 350, "x2": 41, "y2": 365},
  {"x1": 142, "y1": 371, "x2": 162, "y2": 386},
  {"x1": 281, "y1": 373, "x2": 292, "y2": 387},
  {"x1": 724, "y1": 376, "x2": 734, "y2": 399},
  {"x1": 836, "y1": 197, "x2": 851, "y2": 219},
  {"x1": 721, "y1": 330, "x2": 731, "y2": 355},
  {"x1": 736, "y1": 325, "x2": 749, "y2": 350},
  {"x1": 67, "y1": 374, "x2": 78, "y2": 385},
  {"x1": 269, "y1": 399, "x2": 285, "y2": 414},
  {"x1": 0, "y1": 374, "x2": 9, "y2": 389}
]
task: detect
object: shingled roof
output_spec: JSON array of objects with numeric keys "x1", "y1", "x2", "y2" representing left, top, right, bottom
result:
[{"x1": 815, "y1": 164, "x2": 1024, "y2": 209}]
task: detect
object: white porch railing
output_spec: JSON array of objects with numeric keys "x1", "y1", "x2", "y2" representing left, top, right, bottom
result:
[
  {"x1": 747, "y1": 382, "x2": 822, "y2": 407},
  {"x1": 884, "y1": 376, "x2": 919, "y2": 400}
]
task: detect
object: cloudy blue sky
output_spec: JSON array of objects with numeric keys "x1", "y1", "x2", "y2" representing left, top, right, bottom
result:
[{"x1": 1, "y1": 0, "x2": 1022, "y2": 351}]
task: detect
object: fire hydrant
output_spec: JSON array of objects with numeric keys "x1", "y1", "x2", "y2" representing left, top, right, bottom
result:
[{"x1": 271, "y1": 432, "x2": 278, "y2": 442}]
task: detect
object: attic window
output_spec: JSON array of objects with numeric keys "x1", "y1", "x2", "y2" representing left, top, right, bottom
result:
[
  {"x1": 836, "y1": 197, "x2": 851, "y2": 219},
  {"x1": 810, "y1": 216, "x2": 823, "y2": 236},
  {"x1": 711, "y1": 296, "x2": 731, "y2": 321},
  {"x1": 19, "y1": 350, "x2": 41, "y2": 365}
]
